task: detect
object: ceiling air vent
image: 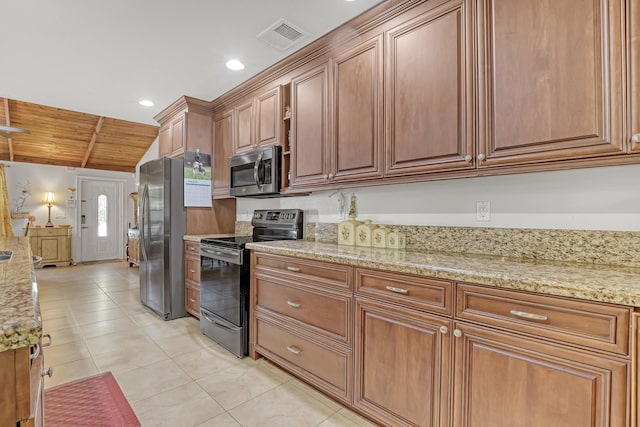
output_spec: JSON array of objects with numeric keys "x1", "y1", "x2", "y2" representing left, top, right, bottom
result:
[{"x1": 257, "y1": 18, "x2": 307, "y2": 51}]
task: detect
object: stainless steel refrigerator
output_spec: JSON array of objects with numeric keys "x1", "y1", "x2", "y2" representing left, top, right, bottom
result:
[{"x1": 139, "y1": 157, "x2": 186, "y2": 320}]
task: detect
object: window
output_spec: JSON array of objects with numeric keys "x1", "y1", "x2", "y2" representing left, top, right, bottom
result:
[{"x1": 97, "y1": 195, "x2": 107, "y2": 237}]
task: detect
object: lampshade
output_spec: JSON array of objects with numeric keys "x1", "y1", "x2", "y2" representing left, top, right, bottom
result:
[{"x1": 43, "y1": 192, "x2": 56, "y2": 205}]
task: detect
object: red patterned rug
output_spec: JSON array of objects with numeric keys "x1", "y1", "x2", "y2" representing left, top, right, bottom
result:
[{"x1": 45, "y1": 372, "x2": 140, "y2": 427}]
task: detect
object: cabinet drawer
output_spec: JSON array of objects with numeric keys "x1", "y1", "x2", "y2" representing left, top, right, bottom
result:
[
  {"x1": 185, "y1": 241, "x2": 200, "y2": 256},
  {"x1": 185, "y1": 285, "x2": 200, "y2": 318},
  {"x1": 256, "y1": 276, "x2": 352, "y2": 344},
  {"x1": 255, "y1": 314, "x2": 352, "y2": 403},
  {"x1": 456, "y1": 283, "x2": 631, "y2": 356},
  {"x1": 254, "y1": 253, "x2": 352, "y2": 291},
  {"x1": 32, "y1": 228, "x2": 65, "y2": 237},
  {"x1": 356, "y1": 268, "x2": 453, "y2": 316},
  {"x1": 185, "y1": 256, "x2": 200, "y2": 283}
]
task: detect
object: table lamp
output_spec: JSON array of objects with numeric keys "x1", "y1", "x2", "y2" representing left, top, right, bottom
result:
[{"x1": 43, "y1": 192, "x2": 55, "y2": 227}]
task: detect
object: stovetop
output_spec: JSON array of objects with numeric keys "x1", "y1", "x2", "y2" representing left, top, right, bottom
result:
[{"x1": 201, "y1": 235, "x2": 255, "y2": 249}]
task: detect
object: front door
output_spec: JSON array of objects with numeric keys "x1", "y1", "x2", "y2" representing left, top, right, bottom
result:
[{"x1": 80, "y1": 179, "x2": 123, "y2": 262}]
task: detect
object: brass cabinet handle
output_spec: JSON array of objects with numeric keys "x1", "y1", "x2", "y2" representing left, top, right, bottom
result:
[
  {"x1": 287, "y1": 345, "x2": 301, "y2": 355},
  {"x1": 287, "y1": 266, "x2": 301, "y2": 272},
  {"x1": 439, "y1": 326, "x2": 448, "y2": 334},
  {"x1": 385, "y1": 285, "x2": 409, "y2": 294},
  {"x1": 190, "y1": 298, "x2": 196, "y2": 303},
  {"x1": 42, "y1": 333, "x2": 52, "y2": 347},
  {"x1": 510, "y1": 309, "x2": 548, "y2": 321},
  {"x1": 633, "y1": 134, "x2": 640, "y2": 143},
  {"x1": 42, "y1": 367, "x2": 53, "y2": 378},
  {"x1": 287, "y1": 301, "x2": 301, "y2": 308}
]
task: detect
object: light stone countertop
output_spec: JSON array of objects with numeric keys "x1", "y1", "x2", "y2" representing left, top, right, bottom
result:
[
  {"x1": 246, "y1": 240, "x2": 640, "y2": 307},
  {"x1": 0, "y1": 237, "x2": 41, "y2": 352}
]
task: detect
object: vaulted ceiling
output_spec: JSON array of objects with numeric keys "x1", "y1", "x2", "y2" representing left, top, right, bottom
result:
[{"x1": 0, "y1": 98, "x2": 158, "y2": 173}]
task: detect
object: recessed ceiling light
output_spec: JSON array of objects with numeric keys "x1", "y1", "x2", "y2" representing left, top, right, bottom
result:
[
  {"x1": 139, "y1": 100, "x2": 154, "y2": 107},
  {"x1": 226, "y1": 59, "x2": 245, "y2": 71}
]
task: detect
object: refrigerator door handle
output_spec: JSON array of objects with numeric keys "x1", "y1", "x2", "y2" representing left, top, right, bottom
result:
[{"x1": 140, "y1": 184, "x2": 149, "y2": 261}]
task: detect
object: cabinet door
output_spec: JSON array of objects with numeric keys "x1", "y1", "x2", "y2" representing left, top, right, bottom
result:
[
  {"x1": 477, "y1": 0, "x2": 625, "y2": 166},
  {"x1": 170, "y1": 115, "x2": 185, "y2": 154},
  {"x1": 452, "y1": 322, "x2": 628, "y2": 427},
  {"x1": 385, "y1": 0, "x2": 475, "y2": 176},
  {"x1": 158, "y1": 124, "x2": 171, "y2": 157},
  {"x1": 234, "y1": 101, "x2": 254, "y2": 154},
  {"x1": 332, "y1": 35, "x2": 383, "y2": 182},
  {"x1": 354, "y1": 297, "x2": 452, "y2": 427},
  {"x1": 630, "y1": 1, "x2": 640, "y2": 153},
  {"x1": 212, "y1": 110, "x2": 233, "y2": 197},
  {"x1": 290, "y1": 62, "x2": 331, "y2": 187},
  {"x1": 40, "y1": 238, "x2": 60, "y2": 262},
  {"x1": 256, "y1": 87, "x2": 281, "y2": 147}
]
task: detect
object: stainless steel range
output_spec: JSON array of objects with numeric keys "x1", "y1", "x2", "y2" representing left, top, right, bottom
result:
[{"x1": 199, "y1": 209, "x2": 303, "y2": 357}]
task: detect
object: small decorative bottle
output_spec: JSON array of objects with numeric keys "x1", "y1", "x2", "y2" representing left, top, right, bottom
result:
[
  {"x1": 338, "y1": 193, "x2": 361, "y2": 246},
  {"x1": 371, "y1": 225, "x2": 389, "y2": 249},
  {"x1": 386, "y1": 229, "x2": 406, "y2": 250},
  {"x1": 355, "y1": 220, "x2": 374, "y2": 247}
]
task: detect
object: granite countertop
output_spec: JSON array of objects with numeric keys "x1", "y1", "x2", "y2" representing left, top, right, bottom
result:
[
  {"x1": 0, "y1": 237, "x2": 41, "y2": 352},
  {"x1": 246, "y1": 240, "x2": 640, "y2": 307}
]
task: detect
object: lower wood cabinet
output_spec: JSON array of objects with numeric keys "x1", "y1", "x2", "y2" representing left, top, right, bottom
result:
[
  {"x1": 184, "y1": 241, "x2": 201, "y2": 319},
  {"x1": 452, "y1": 322, "x2": 628, "y2": 427},
  {"x1": 354, "y1": 296, "x2": 452, "y2": 427},
  {"x1": 250, "y1": 253, "x2": 633, "y2": 427},
  {"x1": 28, "y1": 227, "x2": 72, "y2": 268},
  {"x1": 0, "y1": 343, "x2": 46, "y2": 427}
]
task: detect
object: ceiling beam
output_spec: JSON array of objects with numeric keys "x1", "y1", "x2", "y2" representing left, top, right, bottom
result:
[
  {"x1": 81, "y1": 116, "x2": 104, "y2": 168},
  {"x1": 3, "y1": 98, "x2": 14, "y2": 161}
]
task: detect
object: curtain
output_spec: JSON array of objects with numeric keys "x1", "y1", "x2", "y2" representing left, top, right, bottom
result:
[{"x1": 0, "y1": 164, "x2": 14, "y2": 237}]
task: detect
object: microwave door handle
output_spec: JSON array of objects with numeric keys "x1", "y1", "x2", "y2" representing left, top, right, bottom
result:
[{"x1": 253, "y1": 151, "x2": 265, "y2": 190}]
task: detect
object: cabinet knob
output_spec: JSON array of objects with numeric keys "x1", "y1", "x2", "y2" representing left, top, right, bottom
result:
[
  {"x1": 477, "y1": 153, "x2": 486, "y2": 162},
  {"x1": 328, "y1": 173, "x2": 334, "y2": 179},
  {"x1": 464, "y1": 154, "x2": 472, "y2": 163},
  {"x1": 190, "y1": 269, "x2": 196, "y2": 274},
  {"x1": 42, "y1": 367, "x2": 53, "y2": 378},
  {"x1": 633, "y1": 134, "x2": 640, "y2": 143},
  {"x1": 190, "y1": 298, "x2": 196, "y2": 303},
  {"x1": 453, "y1": 329, "x2": 462, "y2": 338},
  {"x1": 439, "y1": 326, "x2": 448, "y2": 334},
  {"x1": 323, "y1": 174, "x2": 329, "y2": 180}
]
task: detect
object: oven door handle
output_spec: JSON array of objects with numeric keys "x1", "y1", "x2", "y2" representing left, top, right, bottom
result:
[
  {"x1": 253, "y1": 151, "x2": 264, "y2": 190},
  {"x1": 201, "y1": 312, "x2": 235, "y2": 330}
]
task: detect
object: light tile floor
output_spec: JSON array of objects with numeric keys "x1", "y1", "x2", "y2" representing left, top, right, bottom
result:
[{"x1": 38, "y1": 261, "x2": 377, "y2": 427}]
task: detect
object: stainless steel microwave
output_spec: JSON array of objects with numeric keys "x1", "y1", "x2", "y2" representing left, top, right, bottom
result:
[{"x1": 229, "y1": 145, "x2": 281, "y2": 197}]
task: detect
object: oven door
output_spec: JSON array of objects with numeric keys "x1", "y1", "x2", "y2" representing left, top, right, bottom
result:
[{"x1": 200, "y1": 247, "x2": 247, "y2": 327}]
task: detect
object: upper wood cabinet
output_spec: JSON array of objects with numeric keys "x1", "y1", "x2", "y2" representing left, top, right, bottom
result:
[
  {"x1": 155, "y1": 96, "x2": 213, "y2": 159},
  {"x1": 332, "y1": 35, "x2": 384, "y2": 182},
  {"x1": 290, "y1": 62, "x2": 332, "y2": 188},
  {"x1": 476, "y1": 0, "x2": 625, "y2": 167},
  {"x1": 385, "y1": 0, "x2": 475, "y2": 176},
  {"x1": 256, "y1": 86, "x2": 282, "y2": 148},
  {"x1": 233, "y1": 100, "x2": 254, "y2": 154},
  {"x1": 232, "y1": 86, "x2": 283, "y2": 155},
  {"x1": 212, "y1": 110, "x2": 233, "y2": 198}
]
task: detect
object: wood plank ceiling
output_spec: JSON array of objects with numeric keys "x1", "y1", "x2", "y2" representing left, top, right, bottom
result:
[{"x1": 0, "y1": 98, "x2": 158, "y2": 173}]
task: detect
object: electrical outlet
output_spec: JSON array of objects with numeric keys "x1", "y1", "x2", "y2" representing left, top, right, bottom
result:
[{"x1": 476, "y1": 201, "x2": 490, "y2": 221}]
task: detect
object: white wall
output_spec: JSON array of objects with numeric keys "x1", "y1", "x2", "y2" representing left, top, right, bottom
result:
[
  {"x1": 3, "y1": 161, "x2": 136, "y2": 261},
  {"x1": 135, "y1": 138, "x2": 159, "y2": 185},
  {"x1": 236, "y1": 164, "x2": 640, "y2": 231}
]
